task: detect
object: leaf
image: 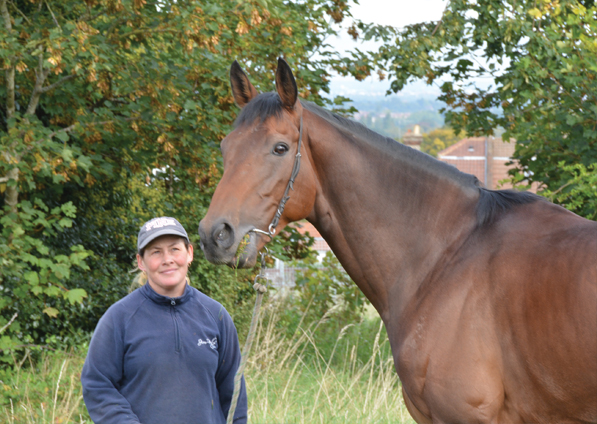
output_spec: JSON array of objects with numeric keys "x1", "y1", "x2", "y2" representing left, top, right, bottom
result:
[
  {"x1": 184, "y1": 100, "x2": 197, "y2": 110},
  {"x1": 64, "y1": 288, "x2": 87, "y2": 305},
  {"x1": 56, "y1": 131, "x2": 70, "y2": 143},
  {"x1": 58, "y1": 217, "x2": 73, "y2": 228},
  {"x1": 43, "y1": 307, "x2": 59, "y2": 318},
  {"x1": 24, "y1": 271, "x2": 39, "y2": 285}
]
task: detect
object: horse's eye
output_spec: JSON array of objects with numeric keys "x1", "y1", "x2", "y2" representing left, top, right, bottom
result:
[{"x1": 272, "y1": 143, "x2": 289, "y2": 156}]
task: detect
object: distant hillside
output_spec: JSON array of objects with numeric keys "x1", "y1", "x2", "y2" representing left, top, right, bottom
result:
[{"x1": 346, "y1": 95, "x2": 445, "y2": 140}]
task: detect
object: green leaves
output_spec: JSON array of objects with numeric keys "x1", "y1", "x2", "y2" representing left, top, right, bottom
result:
[
  {"x1": 1, "y1": 0, "x2": 363, "y2": 362},
  {"x1": 64, "y1": 289, "x2": 88, "y2": 306},
  {"x1": 357, "y1": 0, "x2": 597, "y2": 219}
]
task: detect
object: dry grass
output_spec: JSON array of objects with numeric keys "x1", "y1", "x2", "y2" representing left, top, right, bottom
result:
[
  {"x1": 1, "y1": 302, "x2": 414, "y2": 423},
  {"x1": 244, "y1": 301, "x2": 415, "y2": 424},
  {"x1": 1, "y1": 349, "x2": 90, "y2": 423}
]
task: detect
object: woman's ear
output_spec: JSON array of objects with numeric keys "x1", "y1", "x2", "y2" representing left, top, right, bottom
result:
[
  {"x1": 187, "y1": 244, "x2": 194, "y2": 265},
  {"x1": 136, "y1": 253, "x2": 146, "y2": 272}
]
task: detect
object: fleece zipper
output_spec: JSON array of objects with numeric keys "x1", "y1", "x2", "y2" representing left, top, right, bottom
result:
[{"x1": 170, "y1": 300, "x2": 181, "y2": 353}]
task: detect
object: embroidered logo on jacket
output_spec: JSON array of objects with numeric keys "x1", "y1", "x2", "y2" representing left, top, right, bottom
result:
[{"x1": 197, "y1": 337, "x2": 218, "y2": 350}]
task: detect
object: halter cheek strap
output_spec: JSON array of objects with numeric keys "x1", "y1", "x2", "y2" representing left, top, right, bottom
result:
[{"x1": 251, "y1": 114, "x2": 303, "y2": 239}]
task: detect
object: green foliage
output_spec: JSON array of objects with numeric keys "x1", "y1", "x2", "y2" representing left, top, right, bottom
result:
[
  {"x1": 276, "y1": 251, "x2": 369, "y2": 350},
  {"x1": 0, "y1": 0, "x2": 364, "y2": 360},
  {"x1": 355, "y1": 0, "x2": 597, "y2": 219},
  {"x1": 421, "y1": 127, "x2": 464, "y2": 157},
  {"x1": 541, "y1": 162, "x2": 597, "y2": 220},
  {"x1": 0, "y1": 200, "x2": 91, "y2": 361}
]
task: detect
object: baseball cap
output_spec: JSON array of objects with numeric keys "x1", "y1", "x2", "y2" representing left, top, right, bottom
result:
[{"x1": 137, "y1": 217, "x2": 189, "y2": 252}]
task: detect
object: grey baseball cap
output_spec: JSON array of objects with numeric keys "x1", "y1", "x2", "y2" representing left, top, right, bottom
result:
[{"x1": 137, "y1": 217, "x2": 189, "y2": 252}]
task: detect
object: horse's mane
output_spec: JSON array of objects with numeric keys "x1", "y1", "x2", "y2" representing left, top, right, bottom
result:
[{"x1": 235, "y1": 92, "x2": 543, "y2": 227}]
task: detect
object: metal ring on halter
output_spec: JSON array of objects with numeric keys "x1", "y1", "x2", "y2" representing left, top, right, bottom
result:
[
  {"x1": 268, "y1": 223, "x2": 277, "y2": 236},
  {"x1": 249, "y1": 228, "x2": 272, "y2": 238}
]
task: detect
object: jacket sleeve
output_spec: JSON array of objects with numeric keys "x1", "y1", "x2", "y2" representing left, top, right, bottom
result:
[
  {"x1": 215, "y1": 306, "x2": 248, "y2": 424},
  {"x1": 81, "y1": 310, "x2": 141, "y2": 424}
]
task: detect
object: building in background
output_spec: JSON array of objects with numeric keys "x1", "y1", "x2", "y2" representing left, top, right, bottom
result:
[
  {"x1": 264, "y1": 221, "x2": 331, "y2": 288},
  {"x1": 402, "y1": 124, "x2": 423, "y2": 151},
  {"x1": 437, "y1": 137, "x2": 519, "y2": 190}
]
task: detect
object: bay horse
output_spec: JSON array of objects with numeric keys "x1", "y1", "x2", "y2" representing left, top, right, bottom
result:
[{"x1": 198, "y1": 58, "x2": 597, "y2": 423}]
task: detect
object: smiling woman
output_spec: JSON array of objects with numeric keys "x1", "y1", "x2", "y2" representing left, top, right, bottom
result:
[{"x1": 81, "y1": 217, "x2": 247, "y2": 424}]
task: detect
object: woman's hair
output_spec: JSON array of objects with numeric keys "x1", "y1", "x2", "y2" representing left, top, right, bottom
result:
[{"x1": 129, "y1": 236, "x2": 192, "y2": 292}]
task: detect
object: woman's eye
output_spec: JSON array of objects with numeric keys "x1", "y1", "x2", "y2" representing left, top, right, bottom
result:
[{"x1": 272, "y1": 143, "x2": 289, "y2": 156}]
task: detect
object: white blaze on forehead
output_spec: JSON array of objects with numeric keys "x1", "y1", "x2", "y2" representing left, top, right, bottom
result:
[{"x1": 145, "y1": 217, "x2": 177, "y2": 231}]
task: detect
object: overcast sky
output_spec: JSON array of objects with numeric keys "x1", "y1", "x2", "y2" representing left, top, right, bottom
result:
[{"x1": 328, "y1": 0, "x2": 448, "y2": 97}]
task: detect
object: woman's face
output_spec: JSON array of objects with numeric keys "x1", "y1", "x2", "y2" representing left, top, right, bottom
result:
[{"x1": 137, "y1": 235, "x2": 193, "y2": 297}]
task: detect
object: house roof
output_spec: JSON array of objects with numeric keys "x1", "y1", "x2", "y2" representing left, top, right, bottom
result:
[
  {"x1": 293, "y1": 221, "x2": 330, "y2": 252},
  {"x1": 438, "y1": 137, "x2": 487, "y2": 157}
]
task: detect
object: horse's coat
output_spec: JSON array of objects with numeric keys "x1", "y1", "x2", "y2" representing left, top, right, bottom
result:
[{"x1": 198, "y1": 59, "x2": 597, "y2": 423}]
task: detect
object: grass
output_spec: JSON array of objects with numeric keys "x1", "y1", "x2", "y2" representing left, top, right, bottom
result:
[
  {"x1": 1, "y1": 349, "x2": 90, "y2": 423},
  {"x1": 1, "y1": 300, "x2": 414, "y2": 424},
  {"x1": 244, "y1": 299, "x2": 415, "y2": 424}
]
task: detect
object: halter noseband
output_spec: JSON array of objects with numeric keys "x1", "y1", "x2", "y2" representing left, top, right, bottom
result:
[{"x1": 250, "y1": 113, "x2": 304, "y2": 239}]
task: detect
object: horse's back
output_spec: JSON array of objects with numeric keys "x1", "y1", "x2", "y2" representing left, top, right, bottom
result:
[{"x1": 489, "y1": 202, "x2": 597, "y2": 421}]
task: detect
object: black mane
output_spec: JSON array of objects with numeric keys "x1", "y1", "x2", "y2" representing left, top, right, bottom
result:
[
  {"x1": 235, "y1": 92, "x2": 284, "y2": 127},
  {"x1": 234, "y1": 92, "x2": 543, "y2": 227},
  {"x1": 476, "y1": 188, "x2": 542, "y2": 227}
]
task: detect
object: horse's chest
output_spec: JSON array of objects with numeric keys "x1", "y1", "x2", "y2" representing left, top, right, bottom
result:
[{"x1": 392, "y1": 300, "x2": 507, "y2": 422}]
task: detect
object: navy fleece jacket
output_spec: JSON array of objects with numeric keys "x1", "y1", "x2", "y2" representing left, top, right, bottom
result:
[{"x1": 81, "y1": 283, "x2": 247, "y2": 424}]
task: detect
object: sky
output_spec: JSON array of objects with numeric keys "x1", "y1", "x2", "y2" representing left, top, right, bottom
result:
[{"x1": 327, "y1": 0, "x2": 448, "y2": 98}]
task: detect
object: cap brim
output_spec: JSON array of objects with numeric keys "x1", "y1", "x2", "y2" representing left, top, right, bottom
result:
[{"x1": 138, "y1": 228, "x2": 189, "y2": 251}]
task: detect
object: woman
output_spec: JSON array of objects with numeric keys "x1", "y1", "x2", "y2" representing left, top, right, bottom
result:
[{"x1": 81, "y1": 217, "x2": 247, "y2": 424}]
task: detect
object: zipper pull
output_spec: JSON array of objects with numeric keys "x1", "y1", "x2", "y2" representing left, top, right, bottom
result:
[{"x1": 171, "y1": 300, "x2": 176, "y2": 306}]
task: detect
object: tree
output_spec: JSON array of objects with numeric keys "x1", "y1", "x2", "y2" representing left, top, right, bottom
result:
[
  {"x1": 421, "y1": 126, "x2": 463, "y2": 157},
  {"x1": 0, "y1": 0, "x2": 358, "y2": 358},
  {"x1": 353, "y1": 0, "x2": 597, "y2": 218}
]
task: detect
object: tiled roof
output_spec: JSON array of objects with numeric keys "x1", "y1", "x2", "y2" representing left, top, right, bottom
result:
[
  {"x1": 292, "y1": 221, "x2": 330, "y2": 252},
  {"x1": 438, "y1": 137, "x2": 487, "y2": 157}
]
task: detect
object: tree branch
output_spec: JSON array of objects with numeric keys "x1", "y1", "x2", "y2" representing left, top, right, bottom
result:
[
  {"x1": 26, "y1": 54, "x2": 50, "y2": 116},
  {"x1": 0, "y1": 313, "x2": 18, "y2": 334},
  {"x1": 78, "y1": 7, "x2": 107, "y2": 23},
  {"x1": 431, "y1": 0, "x2": 451, "y2": 36},
  {"x1": 40, "y1": 74, "x2": 76, "y2": 93},
  {"x1": 118, "y1": 27, "x2": 179, "y2": 40},
  {"x1": 0, "y1": 176, "x2": 9, "y2": 183},
  {"x1": 8, "y1": 0, "x2": 31, "y2": 25},
  {"x1": 44, "y1": 0, "x2": 60, "y2": 28},
  {"x1": 25, "y1": 117, "x2": 141, "y2": 151},
  {"x1": 1, "y1": 0, "x2": 15, "y2": 119}
]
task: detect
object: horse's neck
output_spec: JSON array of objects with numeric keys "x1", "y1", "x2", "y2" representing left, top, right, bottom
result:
[{"x1": 305, "y1": 117, "x2": 479, "y2": 321}]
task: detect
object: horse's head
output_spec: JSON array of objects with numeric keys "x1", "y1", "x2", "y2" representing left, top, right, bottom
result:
[{"x1": 198, "y1": 59, "x2": 317, "y2": 268}]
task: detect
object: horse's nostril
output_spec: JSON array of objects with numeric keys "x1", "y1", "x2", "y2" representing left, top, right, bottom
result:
[{"x1": 212, "y1": 222, "x2": 234, "y2": 248}]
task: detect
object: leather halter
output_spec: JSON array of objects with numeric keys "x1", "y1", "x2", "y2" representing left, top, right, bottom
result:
[{"x1": 250, "y1": 114, "x2": 304, "y2": 239}]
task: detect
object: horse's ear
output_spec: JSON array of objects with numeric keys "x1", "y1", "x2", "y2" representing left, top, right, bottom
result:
[
  {"x1": 275, "y1": 58, "x2": 298, "y2": 110},
  {"x1": 230, "y1": 60, "x2": 258, "y2": 108}
]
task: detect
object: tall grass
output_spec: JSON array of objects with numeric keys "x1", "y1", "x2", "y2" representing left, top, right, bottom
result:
[
  {"x1": 1, "y1": 299, "x2": 414, "y2": 423},
  {"x1": 243, "y1": 298, "x2": 415, "y2": 424},
  {"x1": 1, "y1": 349, "x2": 90, "y2": 423}
]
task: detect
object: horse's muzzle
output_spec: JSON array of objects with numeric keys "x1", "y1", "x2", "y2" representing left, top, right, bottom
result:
[{"x1": 198, "y1": 218, "x2": 260, "y2": 268}]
